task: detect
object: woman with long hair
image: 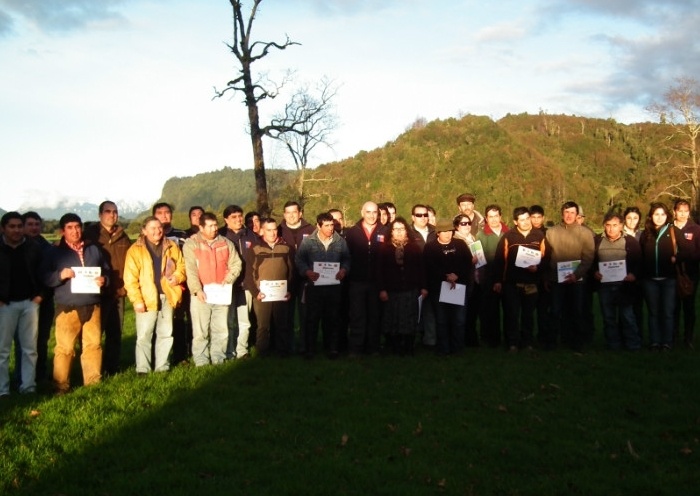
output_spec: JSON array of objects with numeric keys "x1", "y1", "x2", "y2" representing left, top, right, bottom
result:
[
  {"x1": 639, "y1": 203, "x2": 685, "y2": 350},
  {"x1": 672, "y1": 199, "x2": 700, "y2": 348},
  {"x1": 377, "y1": 217, "x2": 427, "y2": 355}
]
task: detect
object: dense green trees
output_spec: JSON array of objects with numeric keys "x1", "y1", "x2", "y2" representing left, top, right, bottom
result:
[{"x1": 155, "y1": 113, "x2": 678, "y2": 227}]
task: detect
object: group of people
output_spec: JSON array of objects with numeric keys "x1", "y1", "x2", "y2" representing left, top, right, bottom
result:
[{"x1": 0, "y1": 193, "x2": 697, "y2": 396}]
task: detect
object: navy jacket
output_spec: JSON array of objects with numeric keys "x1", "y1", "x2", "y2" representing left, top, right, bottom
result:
[{"x1": 41, "y1": 239, "x2": 110, "y2": 307}]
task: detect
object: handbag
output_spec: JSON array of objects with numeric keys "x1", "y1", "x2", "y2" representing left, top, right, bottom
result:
[{"x1": 670, "y1": 227, "x2": 694, "y2": 298}]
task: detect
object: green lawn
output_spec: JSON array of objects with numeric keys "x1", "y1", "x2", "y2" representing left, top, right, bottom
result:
[{"x1": 0, "y1": 304, "x2": 698, "y2": 495}]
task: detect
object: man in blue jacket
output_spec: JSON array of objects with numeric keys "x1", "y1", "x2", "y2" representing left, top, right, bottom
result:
[
  {"x1": 41, "y1": 213, "x2": 109, "y2": 394},
  {"x1": 296, "y1": 212, "x2": 351, "y2": 359}
]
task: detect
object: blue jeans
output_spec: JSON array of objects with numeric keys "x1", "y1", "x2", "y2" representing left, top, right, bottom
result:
[
  {"x1": 598, "y1": 284, "x2": 641, "y2": 350},
  {"x1": 190, "y1": 297, "x2": 229, "y2": 366},
  {"x1": 0, "y1": 300, "x2": 38, "y2": 395},
  {"x1": 134, "y1": 295, "x2": 174, "y2": 373},
  {"x1": 643, "y1": 278, "x2": 676, "y2": 347}
]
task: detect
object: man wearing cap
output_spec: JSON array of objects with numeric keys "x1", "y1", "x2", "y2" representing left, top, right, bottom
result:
[
  {"x1": 457, "y1": 193, "x2": 485, "y2": 237},
  {"x1": 424, "y1": 219, "x2": 473, "y2": 355}
]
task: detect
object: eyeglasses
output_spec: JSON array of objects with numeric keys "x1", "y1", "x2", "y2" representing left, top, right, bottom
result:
[
  {"x1": 459, "y1": 221, "x2": 472, "y2": 226},
  {"x1": 413, "y1": 213, "x2": 429, "y2": 218}
]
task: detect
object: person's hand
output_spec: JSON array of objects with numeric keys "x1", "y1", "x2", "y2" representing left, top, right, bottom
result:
[
  {"x1": 133, "y1": 302, "x2": 146, "y2": 313},
  {"x1": 60, "y1": 268, "x2": 75, "y2": 280},
  {"x1": 306, "y1": 270, "x2": 320, "y2": 282},
  {"x1": 379, "y1": 290, "x2": 389, "y2": 302}
]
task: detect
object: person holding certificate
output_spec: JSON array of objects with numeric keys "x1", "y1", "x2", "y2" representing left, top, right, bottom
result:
[
  {"x1": 245, "y1": 218, "x2": 294, "y2": 356},
  {"x1": 183, "y1": 212, "x2": 242, "y2": 366},
  {"x1": 544, "y1": 201, "x2": 595, "y2": 352},
  {"x1": 423, "y1": 219, "x2": 473, "y2": 356},
  {"x1": 295, "y1": 212, "x2": 351, "y2": 359},
  {"x1": 41, "y1": 213, "x2": 110, "y2": 394},
  {"x1": 592, "y1": 212, "x2": 642, "y2": 351},
  {"x1": 493, "y1": 207, "x2": 548, "y2": 352}
]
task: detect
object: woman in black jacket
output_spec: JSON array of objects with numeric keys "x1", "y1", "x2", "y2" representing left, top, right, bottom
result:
[{"x1": 639, "y1": 203, "x2": 685, "y2": 350}]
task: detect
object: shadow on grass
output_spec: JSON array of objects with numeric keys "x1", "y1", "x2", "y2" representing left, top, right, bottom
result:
[{"x1": 4, "y1": 347, "x2": 700, "y2": 496}]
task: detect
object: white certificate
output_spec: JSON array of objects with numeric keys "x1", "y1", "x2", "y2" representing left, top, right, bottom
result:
[
  {"x1": 469, "y1": 240, "x2": 487, "y2": 268},
  {"x1": 259, "y1": 280, "x2": 288, "y2": 302},
  {"x1": 438, "y1": 281, "x2": 466, "y2": 306},
  {"x1": 203, "y1": 283, "x2": 233, "y2": 305},
  {"x1": 313, "y1": 261, "x2": 341, "y2": 286},
  {"x1": 600, "y1": 260, "x2": 627, "y2": 283},
  {"x1": 515, "y1": 246, "x2": 542, "y2": 268},
  {"x1": 557, "y1": 260, "x2": 581, "y2": 283},
  {"x1": 71, "y1": 266, "x2": 101, "y2": 294}
]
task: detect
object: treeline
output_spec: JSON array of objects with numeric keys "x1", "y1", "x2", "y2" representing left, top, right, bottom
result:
[{"x1": 150, "y1": 112, "x2": 674, "y2": 228}]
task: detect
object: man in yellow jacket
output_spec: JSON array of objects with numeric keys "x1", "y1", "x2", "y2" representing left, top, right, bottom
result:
[{"x1": 124, "y1": 216, "x2": 186, "y2": 374}]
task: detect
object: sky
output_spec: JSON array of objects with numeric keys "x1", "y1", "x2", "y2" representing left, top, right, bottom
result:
[{"x1": 1, "y1": 0, "x2": 698, "y2": 212}]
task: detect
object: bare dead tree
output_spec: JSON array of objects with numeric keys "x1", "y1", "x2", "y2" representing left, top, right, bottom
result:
[
  {"x1": 213, "y1": 0, "x2": 300, "y2": 215},
  {"x1": 647, "y1": 77, "x2": 700, "y2": 214},
  {"x1": 268, "y1": 77, "x2": 339, "y2": 204}
]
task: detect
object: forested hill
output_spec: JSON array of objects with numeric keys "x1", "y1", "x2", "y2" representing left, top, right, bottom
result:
[{"x1": 160, "y1": 113, "x2": 674, "y2": 226}]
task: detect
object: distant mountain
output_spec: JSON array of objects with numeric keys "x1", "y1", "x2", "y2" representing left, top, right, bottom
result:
[{"x1": 11, "y1": 200, "x2": 151, "y2": 222}]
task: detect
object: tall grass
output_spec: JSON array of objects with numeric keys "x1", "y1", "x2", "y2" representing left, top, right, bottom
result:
[{"x1": 0, "y1": 305, "x2": 698, "y2": 495}]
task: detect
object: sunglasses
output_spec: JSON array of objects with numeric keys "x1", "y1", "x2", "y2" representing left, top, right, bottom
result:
[
  {"x1": 413, "y1": 213, "x2": 429, "y2": 218},
  {"x1": 459, "y1": 221, "x2": 472, "y2": 226}
]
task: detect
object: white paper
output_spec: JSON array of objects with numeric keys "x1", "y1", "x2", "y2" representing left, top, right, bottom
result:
[
  {"x1": 71, "y1": 266, "x2": 101, "y2": 294},
  {"x1": 515, "y1": 245, "x2": 542, "y2": 268},
  {"x1": 469, "y1": 240, "x2": 487, "y2": 268},
  {"x1": 557, "y1": 260, "x2": 581, "y2": 283},
  {"x1": 438, "y1": 281, "x2": 466, "y2": 306},
  {"x1": 313, "y1": 261, "x2": 341, "y2": 286},
  {"x1": 259, "y1": 280, "x2": 288, "y2": 302},
  {"x1": 203, "y1": 283, "x2": 233, "y2": 305},
  {"x1": 600, "y1": 260, "x2": 627, "y2": 283}
]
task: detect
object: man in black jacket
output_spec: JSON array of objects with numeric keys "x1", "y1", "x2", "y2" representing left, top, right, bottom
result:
[
  {"x1": 345, "y1": 202, "x2": 389, "y2": 355},
  {"x1": 0, "y1": 212, "x2": 43, "y2": 396}
]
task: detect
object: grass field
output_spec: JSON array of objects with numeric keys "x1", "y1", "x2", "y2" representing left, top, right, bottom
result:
[{"x1": 1, "y1": 303, "x2": 698, "y2": 496}]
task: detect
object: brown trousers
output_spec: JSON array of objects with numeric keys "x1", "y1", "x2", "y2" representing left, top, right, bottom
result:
[{"x1": 53, "y1": 304, "x2": 102, "y2": 391}]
